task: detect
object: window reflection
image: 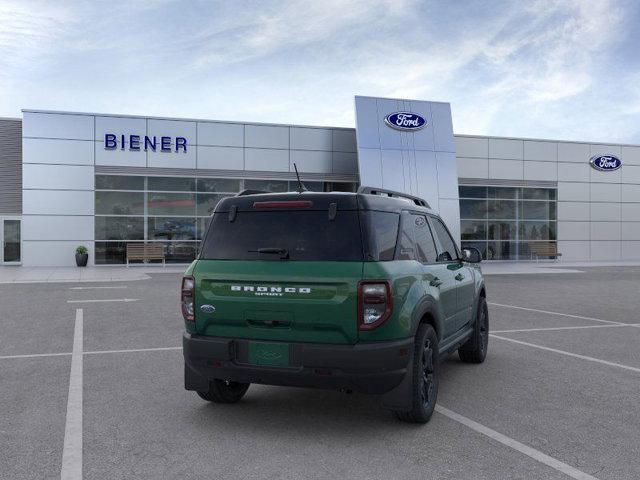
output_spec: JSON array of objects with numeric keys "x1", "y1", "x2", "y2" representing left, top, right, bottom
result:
[{"x1": 459, "y1": 186, "x2": 557, "y2": 260}]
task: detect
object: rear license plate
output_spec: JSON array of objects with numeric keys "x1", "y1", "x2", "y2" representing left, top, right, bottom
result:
[{"x1": 248, "y1": 342, "x2": 290, "y2": 367}]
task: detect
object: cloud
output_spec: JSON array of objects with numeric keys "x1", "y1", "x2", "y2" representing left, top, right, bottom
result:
[
  {"x1": 0, "y1": 1, "x2": 73, "y2": 69},
  {"x1": 0, "y1": 0, "x2": 637, "y2": 142}
]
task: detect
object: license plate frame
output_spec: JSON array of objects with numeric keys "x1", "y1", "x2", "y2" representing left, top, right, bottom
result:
[{"x1": 248, "y1": 342, "x2": 290, "y2": 367}]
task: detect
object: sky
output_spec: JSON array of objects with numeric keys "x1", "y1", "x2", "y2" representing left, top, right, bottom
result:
[{"x1": 1, "y1": 0, "x2": 639, "y2": 143}]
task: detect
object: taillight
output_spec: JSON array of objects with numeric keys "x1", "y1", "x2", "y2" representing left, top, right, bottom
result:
[
  {"x1": 358, "y1": 281, "x2": 393, "y2": 330},
  {"x1": 181, "y1": 276, "x2": 195, "y2": 322}
]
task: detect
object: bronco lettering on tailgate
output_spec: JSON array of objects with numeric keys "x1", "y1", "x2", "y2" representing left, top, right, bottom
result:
[{"x1": 230, "y1": 285, "x2": 311, "y2": 297}]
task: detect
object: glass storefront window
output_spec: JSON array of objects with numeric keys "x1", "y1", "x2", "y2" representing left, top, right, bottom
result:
[
  {"x1": 487, "y1": 187, "x2": 517, "y2": 199},
  {"x1": 487, "y1": 241, "x2": 518, "y2": 260},
  {"x1": 95, "y1": 241, "x2": 129, "y2": 264},
  {"x1": 147, "y1": 217, "x2": 196, "y2": 240},
  {"x1": 196, "y1": 178, "x2": 241, "y2": 193},
  {"x1": 95, "y1": 241, "x2": 197, "y2": 264},
  {"x1": 147, "y1": 192, "x2": 196, "y2": 216},
  {"x1": 244, "y1": 179, "x2": 288, "y2": 192},
  {"x1": 520, "y1": 221, "x2": 556, "y2": 240},
  {"x1": 487, "y1": 221, "x2": 517, "y2": 241},
  {"x1": 522, "y1": 188, "x2": 556, "y2": 200},
  {"x1": 459, "y1": 186, "x2": 487, "y2": 198},
  {"x1": 95, "y1": 175, "x2": 144, "y2": 190},
  {"x1": 196, "y1": 217, "x2": 212, "y2": 240},
  {"x1": 95, "y1": 217, "x2": 144, "y2": 240},
  {"x1": 96, "y1": 191, "x2": 144, "y2": 215},
  {"x1": 460, "y1": 220, "x2": 486, "y2": 240},
  {"x1": 521, "y1": 201, "x2": 556, "y2": 220},
  {"x1": 460, "y1": 200, "x2": 488, "y2": 219},
  {"x1": 196, "y1": 193, "x2": 230, "y2": 216},
  {"x1": 3, "y1": 220, "x2": 21, "y2": 263},
  {"x1": 460, "y1": 185, "x2": 557, "y2": 260},
  {"x1": 148, "y1": 176, "x2": 196, "y2": 192},
  {"x1": 488, "y1": 200, "x2": 517, "y2": 219}
]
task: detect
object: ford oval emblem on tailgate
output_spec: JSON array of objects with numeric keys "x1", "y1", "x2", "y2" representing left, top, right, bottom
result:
[{"x1": 200, "y1": 304, "x2": 216, "y2": 314}]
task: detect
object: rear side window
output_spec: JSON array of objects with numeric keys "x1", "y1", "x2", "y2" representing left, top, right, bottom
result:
[
  {"x1": 397, "y1": 214, "x2": 416, "y2": 260},
  {"x1": 201, "y1": 210, "x2": 363, "y2": 261},
  {"x1": 413, "y1": 214, "x2": 438, "y2": 263},
  {"x1": 362, "y1": 211, "x2": 399, "y2": 261},
  {"x1": 430, "y1": 217, "x2": 458, "y2": 262}
]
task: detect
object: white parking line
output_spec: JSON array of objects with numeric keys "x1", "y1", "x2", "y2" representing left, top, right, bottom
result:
[
  {"x1": 491, "y1": 334, "x2": 640, "y2": 374},
  {"x1": 492, "y1": 323, "x2": 640, "y2": 334},
  {"x1": 69, "y1": 286, "x2": 127, "y2": 290},
  {"x1": 61, "y1": 308, "x2": 83, "y2": 480},
  {"x1": 435, "y1": 405, "x2": 599, "y2": 480},
  {"x1": 66, "y1": 298, "x2": 139, "y2": 304},
  {"x1": 488, "y1": 302, "x2": 624, "y2": 326},
  {"x1": 0, "y1": 352, "x2": 72, "y2": 360}
]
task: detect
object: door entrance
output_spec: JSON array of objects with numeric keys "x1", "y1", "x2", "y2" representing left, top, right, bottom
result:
[{"x1": 1, "y1": 217, "x2": 21, "y2": 264}]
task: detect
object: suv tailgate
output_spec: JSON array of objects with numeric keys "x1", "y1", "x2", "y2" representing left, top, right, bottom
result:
[{"x1": 194, "y1": 260, "x2": 362, "y2": 344}]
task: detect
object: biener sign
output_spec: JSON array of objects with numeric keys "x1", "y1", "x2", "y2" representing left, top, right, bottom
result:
[{"x1": 104, "y1": 134, "x2": 188, "y2": 152}]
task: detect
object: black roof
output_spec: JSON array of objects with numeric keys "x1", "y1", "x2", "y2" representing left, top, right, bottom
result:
[{"x1": 215, "y1": 189, "x2": 435, "y2": 215}]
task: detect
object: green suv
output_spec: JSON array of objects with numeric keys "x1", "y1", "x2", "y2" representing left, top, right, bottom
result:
[{"x1": 182, "y1": 187, "x2": 488, "y2": 423}]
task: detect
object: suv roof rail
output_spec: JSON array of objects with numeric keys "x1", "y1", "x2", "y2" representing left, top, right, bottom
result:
[
  {"x1": 236, "y1": 189, "x2": 270, "y2": 196},
  {"x1": 357, "y1": 186, "x2": 431, "y2": 208}
]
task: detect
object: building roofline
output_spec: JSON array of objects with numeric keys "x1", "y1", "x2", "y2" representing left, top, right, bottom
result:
[
  {"x1": 454, "y1": 133, "x2": 640, "y2": 148},
  {"x1": 0, "y1": 116, "x2": 21, "y2": 122},
  {"x1": 354, "y1": 95, "x2": 450, "y2": 105},
  {"x1": 20, "y1": 109, "x2": 355, "y2": 131}
]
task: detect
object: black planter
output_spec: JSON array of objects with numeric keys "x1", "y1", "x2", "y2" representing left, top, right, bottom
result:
[{"x1": 75, "y1": 253, "x2": 88, "y2": 267}]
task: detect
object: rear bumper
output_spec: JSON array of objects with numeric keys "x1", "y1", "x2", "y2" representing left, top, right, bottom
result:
[{"x1": 183, "y1": 333, "x2": 413, "y2": 394}]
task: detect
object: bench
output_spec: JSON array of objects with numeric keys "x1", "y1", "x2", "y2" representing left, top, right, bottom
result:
[
  {"x1": 529, "y1": 242, "x2": 562, "y2": 262},
  {"x1": 126, "y1": 243, "x2": 166, "y2": 267}
]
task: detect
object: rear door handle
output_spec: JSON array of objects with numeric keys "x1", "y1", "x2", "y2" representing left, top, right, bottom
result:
[
  {"x1": 429, "y1": 277, "x2": 443, "y2": 287},
  {"x1": 455, "y1": 273, "x2": 465, "y2": 281}
]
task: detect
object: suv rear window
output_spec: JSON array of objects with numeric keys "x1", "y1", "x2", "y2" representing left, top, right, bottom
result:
[{"x1": 201, "y1": 210, "x2": 364, "y2": 261}]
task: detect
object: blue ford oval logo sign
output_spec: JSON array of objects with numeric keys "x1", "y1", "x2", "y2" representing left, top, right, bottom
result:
[
  {"x1": 384, "y1": 112, "x2": 427, "y2": 131},
  {"x1": 590, "y1": 155, "x2": 622, "y2": 171},
  {"x1": 200, "y1": 304, "x2": 216, "y2": 314}
]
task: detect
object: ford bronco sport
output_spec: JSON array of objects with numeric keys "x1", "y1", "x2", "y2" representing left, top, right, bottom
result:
[{"x1": 182, "y1": 186, "x2": 488, "y2": 423}]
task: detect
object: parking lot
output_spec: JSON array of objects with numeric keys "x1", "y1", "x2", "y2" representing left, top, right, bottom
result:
[{"x1": 1, "y1": 266, "x2": 639, "y2": 480}]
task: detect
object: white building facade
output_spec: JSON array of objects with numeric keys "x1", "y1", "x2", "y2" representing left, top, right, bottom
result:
[{"x1": 0, "y1": 96, "x2": 637, "y2": 267}]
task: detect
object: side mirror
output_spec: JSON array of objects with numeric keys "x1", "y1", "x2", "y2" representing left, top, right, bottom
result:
[{"x1": 462, "y1": 247, "x2": 482, "y2": 263}]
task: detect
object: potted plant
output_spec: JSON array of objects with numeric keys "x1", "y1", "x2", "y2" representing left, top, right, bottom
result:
[{"x1": 75, "y1": 245, "x2": 89, "y2": 267}]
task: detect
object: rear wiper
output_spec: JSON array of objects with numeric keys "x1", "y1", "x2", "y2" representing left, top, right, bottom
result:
[{"x1": 248, "y1": 247, "x2": 290, "y2": 259}]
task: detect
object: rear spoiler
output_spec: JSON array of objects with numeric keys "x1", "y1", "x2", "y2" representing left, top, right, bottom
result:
[{"x1": 357, "y1": 186, "x2": 430, "y2": 208}]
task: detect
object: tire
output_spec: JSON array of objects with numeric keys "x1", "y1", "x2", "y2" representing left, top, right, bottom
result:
[
  {"x1": 395, "y1": 324, "x2": 439, "y2": 424},
  {"x1": 458, "y1": 296, "x2": 489, "y2": 364},
  {"x1": 196, "y1": 379, "x2": 250, "y2": 404}
]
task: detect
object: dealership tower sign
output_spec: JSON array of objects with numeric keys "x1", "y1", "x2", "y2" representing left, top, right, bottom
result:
[{"x1": 384, "y1": 112, "x2": 427, "y2": 131}]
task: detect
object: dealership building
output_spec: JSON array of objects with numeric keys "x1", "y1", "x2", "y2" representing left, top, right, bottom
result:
[{"x1": 0, "y1": 95, "x2": 639, "y2": 267}]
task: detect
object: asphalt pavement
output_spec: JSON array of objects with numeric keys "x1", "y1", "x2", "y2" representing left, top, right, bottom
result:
[{"x1": 1, "y1": 267, "x2": 639, "y2": 479}]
